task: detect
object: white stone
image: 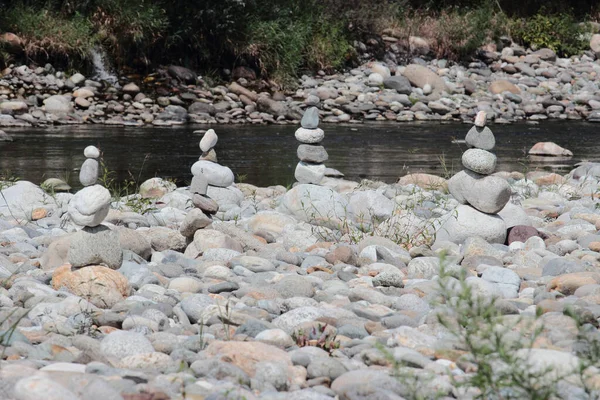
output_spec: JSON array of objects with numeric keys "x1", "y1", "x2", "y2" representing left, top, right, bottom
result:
[
  {"x1": 68, "y1": 185, "x2": 111, "y2": 227},
  {"x1": 435, "y1": 204, "x2": 507, "y2": 245},
  {"x1": 84, "y1": 145, "x2": 100, "y2": 158},
  {"x1": 295, "y1": 127, "x2": 324, "y2": 144},
  {"x1": 295, "y1": 162, "x2": 325, "y2": 184},
  {"x1": 191, "y1": 160, "x2": 234, "y2": 187},
  {"x1": 200, "y1": 129, "x2": 218, "y2": 152},
  {"x1": 462, "y1": 148, "x2": 496, "y2": 175},
  {"x1": 79, "y1": 158, "x2": 99, "y2": 187}
]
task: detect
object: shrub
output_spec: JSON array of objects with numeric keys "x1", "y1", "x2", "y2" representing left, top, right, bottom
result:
[
  {"x1": 1, "y1": 4, "x2": 96, "y2": 67},
  {"x1": 511, "y1": 10, "x2": 591, "y2": 57}
]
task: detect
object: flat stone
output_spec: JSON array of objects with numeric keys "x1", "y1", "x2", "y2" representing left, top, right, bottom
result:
[
  {"x1": 179, "y1": 208, "x2": 212, "y2": 237},
  {"x1": 295, "y1": 127, "x2": 324, "y2": 144},
  {"x1": 465, "y1": 126, "x2": 495, "y2": 151},
  {"x1": 297, "y1": 145, "x2": 329, "y2": 163},
  {"x1": 301, "y1": 107, "x2": 319, "y2": 129},
  {"x1": 192, "y1": 194, "x2": 219, "y2": 214},
  {"x1": 528, "y1": 142, "x2": 573, "y2": 157},
  {"x1": 191, "y1": 160, "x2": 234, "y2": 187},
  {"x1": 462, "y1": 148, "x2": 496, "y2": 175}
]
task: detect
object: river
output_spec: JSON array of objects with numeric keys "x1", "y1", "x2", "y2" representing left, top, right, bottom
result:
[{"x1": 0, "y1": 121, "x2": 596, "y2": 188}]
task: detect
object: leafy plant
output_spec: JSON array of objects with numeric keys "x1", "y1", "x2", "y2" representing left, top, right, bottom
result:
[
  {"x1": 511, "y1": 9, "x2": 591, "y2": 57},
  {"x1": 292, "y1": 323, "x2": 340, "y2": 353}
]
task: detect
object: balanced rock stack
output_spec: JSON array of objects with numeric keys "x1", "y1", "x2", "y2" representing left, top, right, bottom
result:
[
  {"x1": 439, "y1": 112, "x2": 512, "y2": 244},
  {"x1": 182, "y1": 130, "x2": 225, "y2": 237},
  {"x1": 56, "y1": 145, "x2": 126, "y2": 308},
  {"x1": 294, "y1": 107, "x2": 328, "y2": 184}
]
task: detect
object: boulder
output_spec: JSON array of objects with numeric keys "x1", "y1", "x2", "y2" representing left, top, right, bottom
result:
[
  {"x1": 191, "y1": 160, "x2": 235, "y2": 187},
  {"x1": 295, "y1": 162, "x2": 325, "y2": 184},
  {"x1": 52, "y1": 264, "x2": 129, "y2": 308},
  {"x1": 435, "y1": 204, "x2": 507, "y2": 244},
  {"x1": 383, "y1": 76, "x2": 412, "y2": 94},
  {"x1": 139, "y1": 177, "x2": 176, "y2": 199},
  {"x1": 448, "y1": 170, "x2": 511, "y2": 214},
  {"x1": 43, "y1": 95, "x2": 73, "y2": 115},
  {"x1": 489, "y1": 80, "x2": 520, "y2": 94},
  {"x1": 68, "y1": 185, "x2": 111, "y2": 227},
  {"x1": 528, "y1": 142, "x2": 573, "y2": 157},
  {"x1": 68, "y1": 225, "x2": 123, "y2": 269},
  {"x1": 402, "y1": 64, "x2": 447, "y2": 97},
  {"x1": 0, "y1": 181, "x2": 54, "y2": 220},
  {"x1": 280, "y1": 184, "x2": 349, "y2": 229},
  {"x1": 167, "y1": 65, "x2": 197, "y2": 84}
]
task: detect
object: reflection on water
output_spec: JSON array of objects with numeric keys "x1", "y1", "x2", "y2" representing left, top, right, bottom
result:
[{"x1": 0, "y1": 121, "x2": 598, "y2": 188}]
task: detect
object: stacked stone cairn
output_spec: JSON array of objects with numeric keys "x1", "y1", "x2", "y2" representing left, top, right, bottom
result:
[
  {"x1": 180, "y1": 129, "x2": 227, "y2": 238},
  {"x1": 294, "y1": 107, "x2": 328, "y2": 184},
  {"x1": 441, "y1": 111, "x2": 512, "y2": 244},
  {"x1": 65, "y1": 146, "x2": 123, "y2": 270}
]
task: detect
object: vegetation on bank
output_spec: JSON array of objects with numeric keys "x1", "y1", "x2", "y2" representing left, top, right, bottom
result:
[{"x1": 0, "y1": 0, "x2": 598, "y2": 84}]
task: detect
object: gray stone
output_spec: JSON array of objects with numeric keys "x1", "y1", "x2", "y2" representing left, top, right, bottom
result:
[
  {"x1": 68, "y1": 225, "x2": 123, "y2": 269},
  {"x1": 448, "y1": 169, "x2": 511, "y2": 214},
  {"x1": 189, "y1": 174, "x2": 208, "y2": 196},
  {"x1": 180, "y1": 294, "x2": 215, "y2": 323},
  {"x1": 79, "y1": 158, "x2": 99, "y2": 187},
  {"x1": 279, "y1": 184, "x2": 349, "y2": 229},
  {"x1": 297, "y1": 145, "x2": 328, "y2": 163},
  {"x1": 180, "y1": 208, "x2": 212, "y2": 237},
  {"x1": 274, "y1": 275, "x2": 315, "y2": 298},
  {"x1": 14, "y1": 375, "x2": 79, "y2": 400},
  {"x1": 383, "y1": 76, "x2": 412, "y2": 94},
  {"x1": 295, "y1": 127, "x2": 324, "y2": 144},
  {"x1": 100, "y1": 330, "x2": 154, "y2": 360},
  {"x1": 498, "y1": 201, "x2": 531, "y2": 228},
  {"x1": 372, "y1": 270, "x2": 404, "y2": 287},
  {"x1": 230, "y1": 256, "x2": 275, "y2": 272},
  {"x1": 43, "y1": 95, "x2": 73, "y2": 115},
  {"x1": 192, "y1": 194, "x2": 219, "y2": 214},
  {"x1": 349, "y1": 190, "x2": 394, "y2": 225},
  {"x1": 301, "y1": 107, "x2": 319, "y2": 129},
  {"x1": 307, "y1": 358, "x2": 348, "y2": 380},
  {"x1": 295, "y1": 162, "x2": 325, "y2": 184},
  {"x1": 435, "y1": 204, "x2": 507, "y2": 244},
  {"x1": 465, "y1": 126, "x2": 495, "y2": 151},
  {"x1": 462, "y1": 148, "x2": 496, "y2": 175}
]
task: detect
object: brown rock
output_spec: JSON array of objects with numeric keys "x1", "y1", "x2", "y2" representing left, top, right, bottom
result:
[
  {"x1": 489, "y1": 79, "x2": 520, "y2": 94},
  {"x1": 31, "y1": 208, "x2": 47, "y2": 221},
  {"x1": 0, "y1": 33, "x2": 23, "y2": 54},
  {"x1": 528, "y1": 142, "x2": 573, "y2": 157},
  {"x1": 192, "y1": 194, "x2": 219, "y2": 214},
  {"x1": 228, "y1": 82, "x2": 258, "y2": 102},
  {"x1": 52, "y1": 264, "x2": 130, "y2": 308},
  {"x1": 325, "y1": 245, "x2": 356, "y2": 265},
  {"x1": 589, "y1": 242, "x2": 600, "y2": 252},
  {"x1": 507, "y1": 225, "x2": 540, "y2": 244},
  {"x1": 547, "y1": 272, "x2": 600, "y2": 295},
  {"x1": 397, "y1": 173, "x2": 447, "y2": 192},
  {"x1": 530, "y1": 172, "x2": 567, "y2": 186},
  {"x1": 203, "y1": 341, "x2": 292, "y2": 377}
]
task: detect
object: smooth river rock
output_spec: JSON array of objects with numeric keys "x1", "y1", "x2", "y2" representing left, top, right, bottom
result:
[
  {"x1": 191, "y1": 160, "x2": 235, "y2": 187},
  {"x1": 435, "y1": 204, "x2": 507, "y2": 244},
  {"x1": 465, "y1": 126, "x2": 495, "y2": 150},
  {"x1": 462, "y1": 148, "x2": 497, "y2": 175},
  {"x1": 295, "y1": 127, "x2": 324, "y2": 144},
  {"x1": 448, "y1": 169, "x2": 511, "y2": 214}
]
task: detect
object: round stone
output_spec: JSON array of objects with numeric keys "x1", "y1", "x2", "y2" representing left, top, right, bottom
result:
[
  {"x1": 301, "y1": 107, "x2": 319, "y2": 129},
  {"x1": 295, "y1": 162, "x2": 325, "y2": 184},
  {"x1": 295, "y1": 127, "x2": 324, "y2": 144},
  {"x1": 200, "y1": 129, "x2": 218, "y2": 152},
  {"x1": 297, "y1": 145, "x2": 328, "y2": 163},
  {"x1": 68, "y1": 185, "x2": 111, "y2": 227},
  {"x1": 465, "y1": 126, "x2": 496, "y2": 151},
  {"x1": 462, "y1": 148, "x2": 496, "y2": 175},
  {"x1": 83, "y1": 146, "x2": 100, "y2": 159},
  {"x1": 79, "y1": 158, "x2": 99, "y2": 187}
]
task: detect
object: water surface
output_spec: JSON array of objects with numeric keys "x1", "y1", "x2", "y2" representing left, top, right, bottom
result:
[{"x1": 0, "y1": 122, "x2": 597, "y2": 188}]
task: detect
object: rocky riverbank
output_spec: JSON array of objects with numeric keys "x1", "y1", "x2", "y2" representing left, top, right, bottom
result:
[
  {"x1": 4, "y1": 38, "x2": 600, "y2": 128},
  {"x1": 1, "y1": 141, "x2": 600, "y2": 399}
]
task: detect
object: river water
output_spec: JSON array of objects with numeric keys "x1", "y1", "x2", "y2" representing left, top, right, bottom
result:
[{"x1": 0, "y1": 121, "x2": 597, "y2": 188}]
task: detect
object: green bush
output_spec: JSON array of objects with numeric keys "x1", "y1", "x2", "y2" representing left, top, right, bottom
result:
[
  {"x1": 511, "y1": 10, "x2": 590, "y2": 57},
  {"x1": 1, "y1": 4, "x2": 96, "y2": 66}
]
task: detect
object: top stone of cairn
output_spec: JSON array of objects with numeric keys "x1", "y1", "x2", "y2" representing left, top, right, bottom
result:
[
  {"x1": 84, "y1": 145, "x2": 100, "y2": 159},
  {"x1": 200, "y1": 129, "x2": 218, "y2": 153},
  {"x1": 301, "y1": 107, "x2": 319, "y2": 129}
]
